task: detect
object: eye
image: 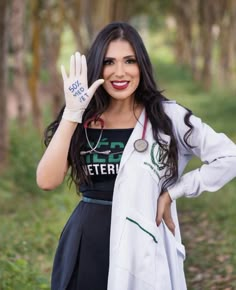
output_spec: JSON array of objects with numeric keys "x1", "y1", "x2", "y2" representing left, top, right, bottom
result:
[
  {"x1": 103, "y1": 59, "x2": 114, "y2": 65},
  {"x1": 125, "y1": 58, "x2": 137, "y2": 64}
]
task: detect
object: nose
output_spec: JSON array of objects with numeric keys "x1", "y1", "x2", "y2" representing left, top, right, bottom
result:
[{"x1": 114, "y1": 62, "x2": 125, "y2": 78}]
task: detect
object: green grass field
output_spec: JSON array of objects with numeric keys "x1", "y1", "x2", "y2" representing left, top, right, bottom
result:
[{"x1": 0, "y1": 38, "x2": 236, "y2": 289}]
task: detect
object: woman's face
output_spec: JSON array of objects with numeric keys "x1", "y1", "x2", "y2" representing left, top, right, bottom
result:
[{"x1": 102, "y1": 40, "x2": 140, "y2": 102}]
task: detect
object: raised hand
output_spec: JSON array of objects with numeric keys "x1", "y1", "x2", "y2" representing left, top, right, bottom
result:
[{"x1": 61, "y1": 52, "x2": 104, "y2": 123}]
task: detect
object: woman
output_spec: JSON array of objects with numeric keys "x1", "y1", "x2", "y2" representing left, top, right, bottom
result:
[{"x1": 37, "y1": 22, "x2": 236, "y2": 290}]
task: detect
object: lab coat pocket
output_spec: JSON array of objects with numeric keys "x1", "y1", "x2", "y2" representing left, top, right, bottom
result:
[
  {"x1": 162, "y1": 222, "x2": 187, "y2": 290},
  {"x1": 162, "y1": 222, "x2": 186, "y2": 260},
  {"x1": 116, "y1": 209, "x2": 171, "y2": 289}
]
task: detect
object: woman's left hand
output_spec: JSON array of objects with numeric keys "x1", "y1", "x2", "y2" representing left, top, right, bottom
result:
[{"x1": 156, "y1": 191, "x2": 175, "y2": 235}]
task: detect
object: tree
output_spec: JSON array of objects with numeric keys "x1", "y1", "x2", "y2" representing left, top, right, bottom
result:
[
  {"x1": 172, "y1": 0, "x2": 197, "y2": 69},
  {"x1": 0, "y1": 0, "x2": 9, "y2": 171},
  {"x1": 41, "y1": 0, "x2": 64, "y2": 118},
  {"x1": 63, "y1": 0, "x2": 135, "y2": 52},
  {"x1": 198, "y1": 0, "x2": 216, "y2": 90},
  {"x1": 10, "y1": 0, "x2": 29, "y2": 124},
  {"x1": 218, "y1": 0, "x2": 236, "y2": 85},
  {"x1": 28, "y1": 0, "x2": 43, "y2": 132}
]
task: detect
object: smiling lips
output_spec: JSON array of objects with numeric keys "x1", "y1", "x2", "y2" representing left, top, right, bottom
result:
[{"x1": 111, "y1": 81, "x2": 129, "y2": 90}]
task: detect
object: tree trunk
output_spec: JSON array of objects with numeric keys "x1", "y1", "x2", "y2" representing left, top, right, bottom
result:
[
  {"x1": 0, "y1": 0, "x2": 9, "y2": 171},
  {"x1": 111, "y1": 0, "x2": 133, "y2": 21},
  {"x1": 199, "y1": 0, "x2": 215, "y2": 90},
  {"x1": 28, "y1": 0, "x2": 42, "y2": 133},
  {"x1": 10, "y1": 0, "x2": 29, "y2": 124},
  {"x1": 63, "y1": 0, "x2": 88, "y2": 52},
  {"x1": 219, "y1": 0, "x2": 236, "y2": 85},
  {"x1": 172, "y1": 0, "x2": 200, "y2": 80},
  {"x1": 42, "y1": 0, "x2": 64, "y2": 118}
]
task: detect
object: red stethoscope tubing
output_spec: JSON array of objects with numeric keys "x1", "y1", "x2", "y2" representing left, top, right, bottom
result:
[
  {"x1": 84, "y1": 116, "x2": 104, "y2": 129},
  {"x1": 82, "y1": 111, "x2": 149, "y2": 155},
  {"x1": 141, "y1": 111, "x2": 148, "y2": 140}
]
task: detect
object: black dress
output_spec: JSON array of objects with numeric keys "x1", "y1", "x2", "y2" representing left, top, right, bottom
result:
[{"x1": 51, "y1": 128, "x2": 133, "y2": 290}]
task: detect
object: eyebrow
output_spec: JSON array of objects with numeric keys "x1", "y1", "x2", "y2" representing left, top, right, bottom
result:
[{"x1": 104, "y1": 55, "x2": 136, "y2": 60}]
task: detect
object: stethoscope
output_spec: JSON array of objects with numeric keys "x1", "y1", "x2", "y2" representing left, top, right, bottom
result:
[{"x1": 80, "y1": 112, "x2": 148, "y2": 156}]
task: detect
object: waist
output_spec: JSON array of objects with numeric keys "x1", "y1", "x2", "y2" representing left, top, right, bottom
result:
[
  {"x1": 82, "y1": 196, "x2": 112, "y2": 206},
  {"x1": 79, "y1": 179, "x2": 115, "y2": 191},
  {"x1": 79, "y1": 180, "x2": 115, "y2": 201}
]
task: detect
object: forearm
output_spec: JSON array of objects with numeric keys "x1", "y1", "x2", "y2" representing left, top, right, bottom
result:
[
  {"x1": 36, "y1": 119, "x2": 78, "y2": 190},
  {"x1": 36, "y1": 52, "x2": 103, "y2": 190},
  {"x1": 168, "y1": 155, "x2": 236, "y2": 200}
]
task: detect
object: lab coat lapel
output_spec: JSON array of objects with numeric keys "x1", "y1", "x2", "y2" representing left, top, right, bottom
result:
[{"x1": 119, "y1": 109, "x2": 146, "y2": 172}]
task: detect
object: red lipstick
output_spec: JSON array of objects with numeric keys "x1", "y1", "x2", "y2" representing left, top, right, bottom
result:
[{"x1": 111, "y1": 81, "x2": 129, "y2": 90}]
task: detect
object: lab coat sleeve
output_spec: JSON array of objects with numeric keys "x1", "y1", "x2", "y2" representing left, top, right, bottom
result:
[{"x1": 165, "y1": 102, "x2": 236, "y2": 200}]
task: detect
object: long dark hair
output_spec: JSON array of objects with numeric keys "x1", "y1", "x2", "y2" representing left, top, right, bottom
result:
[{"x1": 44, "y1": 22, "x2": 193, "y2": 192}]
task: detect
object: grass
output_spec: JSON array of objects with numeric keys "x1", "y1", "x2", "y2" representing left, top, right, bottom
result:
[
  {"x1": 0, "y1": 189, "x2": 78, "y2": 290},
  {"x1": 0, "y1": 117, "x2": 79, "y2": 290},
  {"x1": 1, "y1": 34, "x2": 236, "y2": 289}
]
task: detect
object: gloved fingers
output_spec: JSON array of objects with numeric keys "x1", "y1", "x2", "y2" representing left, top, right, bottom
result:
[
  {"x1": 70, "y1": 54, "x2": 75, "y2": 77},
  {"x1": 80, "y1": 54, "x2": 87, "y2": 84},
  {"x1": 87, "y1": 79, "x2": 104, "y2": 97},
  {"x1": 75, "y1": 52, "x2": 81, "y2": 77}
]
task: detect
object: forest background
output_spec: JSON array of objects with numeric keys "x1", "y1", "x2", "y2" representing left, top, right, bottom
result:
[{"x1": 0, "y1": 0, "x2": 236, "y2": 289}]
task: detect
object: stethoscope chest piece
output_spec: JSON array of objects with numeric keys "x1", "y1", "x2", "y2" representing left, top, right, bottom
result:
[
  {"x1": 134, "y1": 138, "x2": 148, "y2": 152},
  {"x1": 133, "y1": 110, "x2": 149, "y2": 152}
]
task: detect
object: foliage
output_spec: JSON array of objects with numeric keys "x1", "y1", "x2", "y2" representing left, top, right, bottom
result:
[
  {"x1": 2, "y1": 120, "x2": 44, "y2": 195},
  {"x1": 0, "y1": 259, "x2": 49, "y2": 290},
  {"x1": 0, "y1": 180, "x2": 77, "y2": 290}
]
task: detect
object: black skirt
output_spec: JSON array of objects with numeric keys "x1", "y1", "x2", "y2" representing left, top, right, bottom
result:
[{"x1": 51, "y1": 198, "x2": 112, "y2": 290}]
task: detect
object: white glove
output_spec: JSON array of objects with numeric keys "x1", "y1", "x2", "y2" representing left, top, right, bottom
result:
[{"x1": 61, "y1": 52, "x2": 104, "y2": 123}]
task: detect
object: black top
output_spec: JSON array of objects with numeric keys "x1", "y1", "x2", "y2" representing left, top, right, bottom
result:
[{"x1": 79, "y1": 128, "x2": 133, "y2": 199}]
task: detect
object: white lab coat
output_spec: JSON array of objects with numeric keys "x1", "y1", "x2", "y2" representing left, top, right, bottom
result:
[{"x1": 107, "y1": 101, "x2": 236, "y2": 290}]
